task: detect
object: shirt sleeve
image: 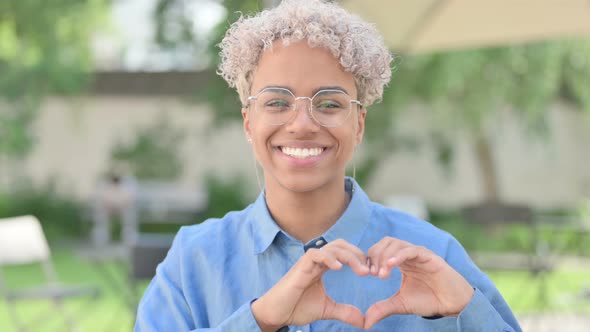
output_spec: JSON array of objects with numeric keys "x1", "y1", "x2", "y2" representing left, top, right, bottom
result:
[
  {"x1": 425, "y1": 236, "x2": 523, "y2": 332},
  {"x1": 134, "y1": 228, "x2": 263, "y2": 332},
  {"x1": 456, "y1": 288, "x2": 519, "y2": 331}
]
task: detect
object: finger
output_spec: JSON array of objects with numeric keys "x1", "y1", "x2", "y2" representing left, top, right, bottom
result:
[
  {"x1": 378, "y1": 247, "x2": 421, "y2": 279},
  {"x1": 373, "y1": 241, "x2": 410, "y2": 279},
  {"x1": 327, "y1": 246, "x2": 369, "y2": 276},
  {"x1": 364, "y1": 295, "x2": 407, "y2": 329},
  {"x1": 327, "y1": 239, "x2": 368, "y2": 266},
  {"x1": 367, "y1": 237, "x2": 394, "y2": 276},
  {"x1": 325, "y1": 240, "x2": 370, "y2": 275},
  {"x1": 386, "y1": 246, "x2": 433, "y2": 270},
  {"x1": 306, "y1": 248, "x2": 343, "y2": 271},
  {"x1": 323, "y1": 300, "x2": 365, "y2": 329}
]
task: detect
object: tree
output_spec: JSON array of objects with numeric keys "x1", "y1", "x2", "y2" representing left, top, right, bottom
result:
[
  {"x1": 155, "y1": 1, "x2": 590, "y2": 204},
  {"x1": 154, "y1": 0, "x2": 264, "y2": 129},
  {"x1": 362, "y1": 40, "x2": 590, "y2": 203},
  {"x1": 0, "y1": 0, "x2": 107, "y2": 159}
]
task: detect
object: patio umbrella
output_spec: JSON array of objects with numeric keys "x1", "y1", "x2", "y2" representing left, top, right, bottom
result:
[{"x1": 341, "y1": 0, "x2": 590, "y2": 53}]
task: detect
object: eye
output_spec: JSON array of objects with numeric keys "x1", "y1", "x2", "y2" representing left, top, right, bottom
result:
[
  {"x1": 263, "y1": 98, "x2": 292, "y2": 112},
  {"x1": 315, "y1": 100, "x2": 344, "y2": 113},
  {"x1": 266, "y1": 99, "x2": 290, "y2": 107},
  {"x1": 316, "y1": 100, "x2": 341, "y2": 108}
]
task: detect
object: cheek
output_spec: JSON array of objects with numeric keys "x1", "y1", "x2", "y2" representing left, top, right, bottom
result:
[
  {"x1": 333, "y1": 127, "x2": 358, "y2": 153},
  {"x1": 250, "y1": 124, "x2": 274, "y2": 155},
  {"x1": 254, "y1": 127, "x2": 272, "y2": 143}
]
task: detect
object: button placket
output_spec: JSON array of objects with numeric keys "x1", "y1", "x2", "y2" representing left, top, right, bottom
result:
[{"x1": 303, "y1": 236, "x2": 327, "y2": 252}]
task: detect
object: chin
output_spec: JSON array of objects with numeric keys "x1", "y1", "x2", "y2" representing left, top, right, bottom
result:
[{"x1": 269, "y1": 171, "x2": 340, "y2": 194}]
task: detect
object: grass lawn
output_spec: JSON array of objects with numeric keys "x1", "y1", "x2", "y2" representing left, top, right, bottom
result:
[
  {"x1": 1, "y1": 249, "x2": 589, "y2": 331},
  {"x1": 489, "y1": 269, "x2": 590, "y2": 313},
  {"x1": 0, "y1": 250, "x2": 146, "y2": 332}
]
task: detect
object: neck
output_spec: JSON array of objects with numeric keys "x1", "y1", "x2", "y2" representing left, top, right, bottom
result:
[{"x1": 264, "y1": 177, "x2": 350, "y2": 243}]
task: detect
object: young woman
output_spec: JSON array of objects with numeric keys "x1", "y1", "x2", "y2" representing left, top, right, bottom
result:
[{"x1": 135, "y1": 1, "x2": 521, "y2": 331}]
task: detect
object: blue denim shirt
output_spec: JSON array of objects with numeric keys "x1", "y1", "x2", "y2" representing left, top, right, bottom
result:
[{"x1": 135, "y1": 178, "x2": 521, "y2": 331}]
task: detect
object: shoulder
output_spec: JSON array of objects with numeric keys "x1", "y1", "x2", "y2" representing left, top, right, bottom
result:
[
  {"x1": 366, "y1": 201, "x2": 481, "y2": 272},
  {"x1": 367, "y1": 201, "x2": 455, "y2": 253},
  {"x1": 172, "y1": 204, "x2": 255, "y2": 257}
]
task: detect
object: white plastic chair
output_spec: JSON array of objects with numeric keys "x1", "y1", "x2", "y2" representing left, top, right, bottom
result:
[{"x1": 0, "y1": 215, "x2": 100, "y2": 332}]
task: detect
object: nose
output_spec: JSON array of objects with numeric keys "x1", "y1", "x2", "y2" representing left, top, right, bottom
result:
[{"x1": 284, "y1": 97, "x2": 320, "y2": 132}]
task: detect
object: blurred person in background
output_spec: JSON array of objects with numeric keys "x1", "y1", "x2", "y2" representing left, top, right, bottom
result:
[
  {"x1": 91, "y1": 162, "x2": 137, "y2": 247},
  {"x1": 135, "y1": 0, "x2": 521, "y2": 331}
]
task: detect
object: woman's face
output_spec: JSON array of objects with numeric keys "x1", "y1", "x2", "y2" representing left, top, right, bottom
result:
[{"x1": 243, "y1": 40, "x2": 366, "y2": 194}]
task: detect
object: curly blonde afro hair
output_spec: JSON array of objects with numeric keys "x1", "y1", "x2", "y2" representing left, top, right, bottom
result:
[{"x1": 217, "y1": 0, "x2": 392, "y2": 107}]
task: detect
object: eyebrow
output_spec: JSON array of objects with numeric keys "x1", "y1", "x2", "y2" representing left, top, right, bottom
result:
[{"x1": 260, "y1": 85, "x2": 350, "y2": 95}]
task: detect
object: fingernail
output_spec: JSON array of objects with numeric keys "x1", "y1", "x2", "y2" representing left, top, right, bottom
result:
[
  {"x1": 370, "y1": 264, "x2": 377, "y2": 274},
  {"x1": 379, "y1": 267, "x2": 387, "y2": 277}
]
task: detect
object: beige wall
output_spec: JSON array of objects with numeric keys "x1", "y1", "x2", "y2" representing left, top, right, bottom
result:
[
  {"x1": 17, "y1": 96, "x2": 590, "y2": 209},
  {"x1": 21, "y1": 96, "x2": 253, "y2": 199},
  {"x1": 368, "y1": 102, "x2": 590, "y2": 209}
]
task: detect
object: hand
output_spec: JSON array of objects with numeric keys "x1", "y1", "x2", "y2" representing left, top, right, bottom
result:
[
  {"x1": 251, "y1": 239, "x2": 370, "y2": 331},
  {"x1": 364, "y1": 237, "x2": 475, "y2": 330}
]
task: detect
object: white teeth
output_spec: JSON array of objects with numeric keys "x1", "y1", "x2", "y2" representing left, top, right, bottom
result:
[{"x1": 281, "y1": 147, "x2": 324, "y2": 158}]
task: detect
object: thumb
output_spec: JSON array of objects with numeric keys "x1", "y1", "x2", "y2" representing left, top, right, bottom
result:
[
  {"x1": 323, "y1": 300, "x2": 365, "y2": 329},
  {"x1": 364, "y1": 295, "x2": 407, "y2": 329}
]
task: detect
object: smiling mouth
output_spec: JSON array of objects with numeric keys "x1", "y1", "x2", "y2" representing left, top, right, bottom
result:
[{"x1": 279, "y1": 146, "x2": 326, "y2": 159}]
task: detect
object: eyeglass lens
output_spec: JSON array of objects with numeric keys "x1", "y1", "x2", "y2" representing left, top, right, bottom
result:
[{"x1": 252, "y1": 88, "x2": 354, "y2": 127}]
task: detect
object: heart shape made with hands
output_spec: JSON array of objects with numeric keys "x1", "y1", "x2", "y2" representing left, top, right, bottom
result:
[
  {"x1": 304, "y1": 238, "x2": 474, "y2": 330},
  {"x1": 252, "y1": 238, "x2": 474, "y2": 330}
]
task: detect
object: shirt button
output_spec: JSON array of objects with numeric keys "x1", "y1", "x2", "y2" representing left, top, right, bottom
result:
[{"x1": 304, "y1": 236, "x2": 327, "y2": 252}]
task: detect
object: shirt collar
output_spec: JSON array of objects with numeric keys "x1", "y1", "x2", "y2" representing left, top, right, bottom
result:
[
  {"x1": 248, "y1": 177, "x2": 372, "y2": 254},
  {"x1": 249, "y1": 191, "x2": 283, "y2": 254}
]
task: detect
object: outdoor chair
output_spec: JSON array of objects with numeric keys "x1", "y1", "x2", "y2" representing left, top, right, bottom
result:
[{"x1": 0, "y1": 215, "x2": 101, "y2": 332}]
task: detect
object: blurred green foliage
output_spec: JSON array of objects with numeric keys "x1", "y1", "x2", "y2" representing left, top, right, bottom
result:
[
  {"x1": 363, "y1": 40, "x2": 590, "y2": 200},
  {"x1": 0, "y1": 0, "x2": 108, "y2": 158},
  {"x1": 154, "y1": 0, "x2": 265, "y2": 129},
  {"x1": 199, "y1": 0, "x2": 266, "y2": 129},
  {"x1": 430, "y1": 209, "x2": 590, "y2": 256},
  {"x1": 0, "y1": 179, "x2": 86, "y2": 239},
  {"x1": 2, "y1": 1, "x2": 588, "y2": 228},
  {"x1": 155, "y1": 1, "x2": 590, "y2": 203},
  {"x1": 110, "y1": 116, "x2": 185, "y2": 180},
  {"x1": 577, "y1": 199, "x2": 590, "y2": 224},
  {"x1": 202, "y1": 173, "x2": 250, "y2": 219},
  {"x1": 388, "y1": 40, "x2": 590, "y2": 139}
]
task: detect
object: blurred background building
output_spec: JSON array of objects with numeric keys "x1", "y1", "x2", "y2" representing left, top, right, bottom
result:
[
  {"x1": 4, "y1": 0, "x2": 589, "y2": 210},
  {"x1": 1, "y1": 1, "x2": 590, "y2": 331},
  {"x1": 22, "y1": 81, "x2": 590, "y2": 208}
]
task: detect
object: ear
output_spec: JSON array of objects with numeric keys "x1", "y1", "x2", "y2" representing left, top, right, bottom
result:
[
  {"x1": 242, "y1": 107, "x2": 252, "y2": 141},
  {"x1": 355, "y1": 107, "x2": 367, "y2": 145}
]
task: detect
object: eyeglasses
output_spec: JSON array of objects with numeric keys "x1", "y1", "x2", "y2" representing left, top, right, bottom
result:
[{"x1": 246, "y1": 87, "x2": 363, "y2": 127}]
